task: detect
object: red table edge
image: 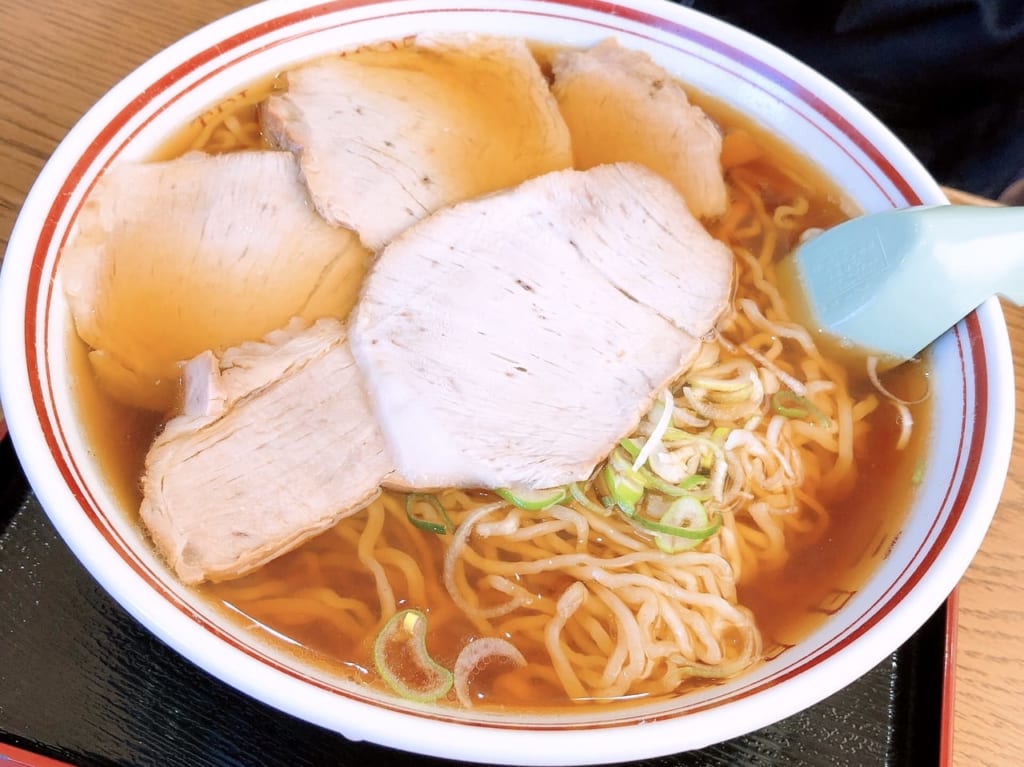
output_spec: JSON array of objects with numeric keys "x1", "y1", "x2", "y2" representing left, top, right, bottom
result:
[
  {"x1": 940, "y1": 587, "x2": 960, "y2": 766},
  {"x1": 0, "y1": 742, "x2": 77, "y2": 767}
]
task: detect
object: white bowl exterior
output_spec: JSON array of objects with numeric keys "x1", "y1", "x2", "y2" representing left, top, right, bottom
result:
[{"x1": 0, "y1": 0, "x2": 1014, "y2": 763}]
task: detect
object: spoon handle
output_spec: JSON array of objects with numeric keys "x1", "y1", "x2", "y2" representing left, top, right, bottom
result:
[{"x1": 923, "y1": 205, "x2": 1024, "y2": 307}]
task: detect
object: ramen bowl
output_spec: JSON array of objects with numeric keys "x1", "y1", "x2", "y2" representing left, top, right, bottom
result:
[{"x1": 0, "y1": 0, "x2": 1015, "y2": 763}]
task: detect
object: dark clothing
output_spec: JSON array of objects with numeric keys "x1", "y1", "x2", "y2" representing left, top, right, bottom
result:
[{"x1": 685, "y1": 0, "x2": 1024, "y2": 200}]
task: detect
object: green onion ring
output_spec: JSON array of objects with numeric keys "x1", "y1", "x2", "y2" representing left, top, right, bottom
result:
[
  {"x1": 568, "y1": 482, "x2": 612, "y2": 516},
  {"x1": 771, "y1": 390, "x2": 831, "y2": 427},
  {"x1": 405, "y1": 493, "x2": 454, "y2": 534},
  {"x1": 373, "y1": 609, "x2": 453, "y2": 702}
]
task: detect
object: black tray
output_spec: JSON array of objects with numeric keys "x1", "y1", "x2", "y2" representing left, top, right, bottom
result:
[{"x1": 0, "y1": 434, "x2": 952, "y2": 767}]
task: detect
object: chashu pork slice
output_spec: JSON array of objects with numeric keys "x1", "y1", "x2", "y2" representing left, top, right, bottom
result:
[
  {"x1": 141, "y1": 318, "x2": 393, "y2": 585},
  {"x1": 261, "y1": 33, "x2": 573, "y2": 251},
  {"x1": 548, "y1": 163, "x2": 734, "y2": 338},
  {"x1": 551, "y1": 38, "x2": 728, "y2": 219},
  {"x1": 61, "y1": 151, "x2": 371, "y2": 412},
  {"x1": 351, "y1": 162, "x2": 734, "y2": 491}
]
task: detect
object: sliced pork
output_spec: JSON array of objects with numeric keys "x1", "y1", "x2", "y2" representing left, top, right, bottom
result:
[
  {"x1": 141, "y1": 318, "x2": 393, "y2": 585},
  {"x1": 261, "y1": 33, "x2": 573, "y2": 251},
  {"x1": 351, "y1": 162, "x2": 733, "y2": 490},
  {"x1": 61, "y1": 151, "x2": 370, "y2": 412},
  {"x1": 551, "y1": 38, "x2": 728, "y2": 219},
  {"x1": 549, "y1": 163, "x2": 734, "y2": 337}
]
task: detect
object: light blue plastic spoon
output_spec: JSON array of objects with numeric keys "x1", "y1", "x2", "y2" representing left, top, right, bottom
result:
[{"x1": 776, "y1": 204, "x2": 1024, "y2": 369}]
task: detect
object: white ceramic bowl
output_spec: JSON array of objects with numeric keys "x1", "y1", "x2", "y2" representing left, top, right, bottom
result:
[{"x1": 0, "y1": 1, "x2": 1015, "y2": 763}]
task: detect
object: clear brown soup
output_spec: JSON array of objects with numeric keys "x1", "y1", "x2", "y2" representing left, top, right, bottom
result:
[{"x1": 69, "y1": 40, "x2": 930, "y2": 712}]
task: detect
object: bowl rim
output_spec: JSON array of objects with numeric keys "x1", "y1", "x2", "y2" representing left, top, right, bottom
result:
[{"x1": 0, "y1": 0, "x2": 1015, "y2": 763}]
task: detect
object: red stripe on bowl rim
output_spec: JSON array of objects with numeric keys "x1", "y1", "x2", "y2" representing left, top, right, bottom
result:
[{"x1": 21, "y1": 0, "x2": 984, "y2": 733}]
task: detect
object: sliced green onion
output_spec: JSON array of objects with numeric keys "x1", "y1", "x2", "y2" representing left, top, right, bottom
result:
[
  {"x1": 638, "y1": 469, "x2": 708, "y2": 498},
  {"x1": 661, "y1": 428, "x2": 727, "y2": 458},
  {"x1": 373, "y1": 609, "x2": 453, "y2": 702},
  {"x1": 608, "y1": 446, "x2": 638, "y2": 475},
  {"x1": 699, "y1": 446, "x2": 715, "y2": 472},
  {"x1": 652, "y1": 496, "x2": 717, "y2": 553},
  {"x1": 568, "y1": 482, "x2": 612, "y2": 517},
  {"x1": 454, "y1": 637, "x2": 527, "y2": 708},
  {"x1": 632, "y1": 389, "x2": 674, "y2": 471},
  {"x1": 619, "y1": 438, "x2": 641, "y2": 459},
  {"x1": 602, "y1": 463, "x2": 644, "y2": 513},
  {"x1": 495, "y1": 485, "x2": 568, "y2": 510},
  {"x1": 911, "y1": 459, "x2": 926, "y2": 485},
  {"x1": 612, "y1": 493, "x2": 720, "y2": 550},
  {"x1": 771, "y1": 390, "x2": 830, "y2": 427},
  {"x1": 678, "y1": 474, "x2": 709, "y2": 491},
  {"x1": 656, "y1": 427, "x2": 726, "y2": 456},
  {"x1": 686, "y1": 371, "x2": 754, "y2": 394},
  {"x1": 405, "y1": 493, "x2": 454, "y2": 534},
  {"x1": 661, "y1": 426, "x2": 695, "y2": 443},
  {"x1": 637, "y1": 509, "x2": 720, "y2": 544}
]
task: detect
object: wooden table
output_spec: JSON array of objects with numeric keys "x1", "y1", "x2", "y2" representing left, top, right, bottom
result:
[{"x1": 1, "y1": 2, "x2": 1021, "y2": 765}]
